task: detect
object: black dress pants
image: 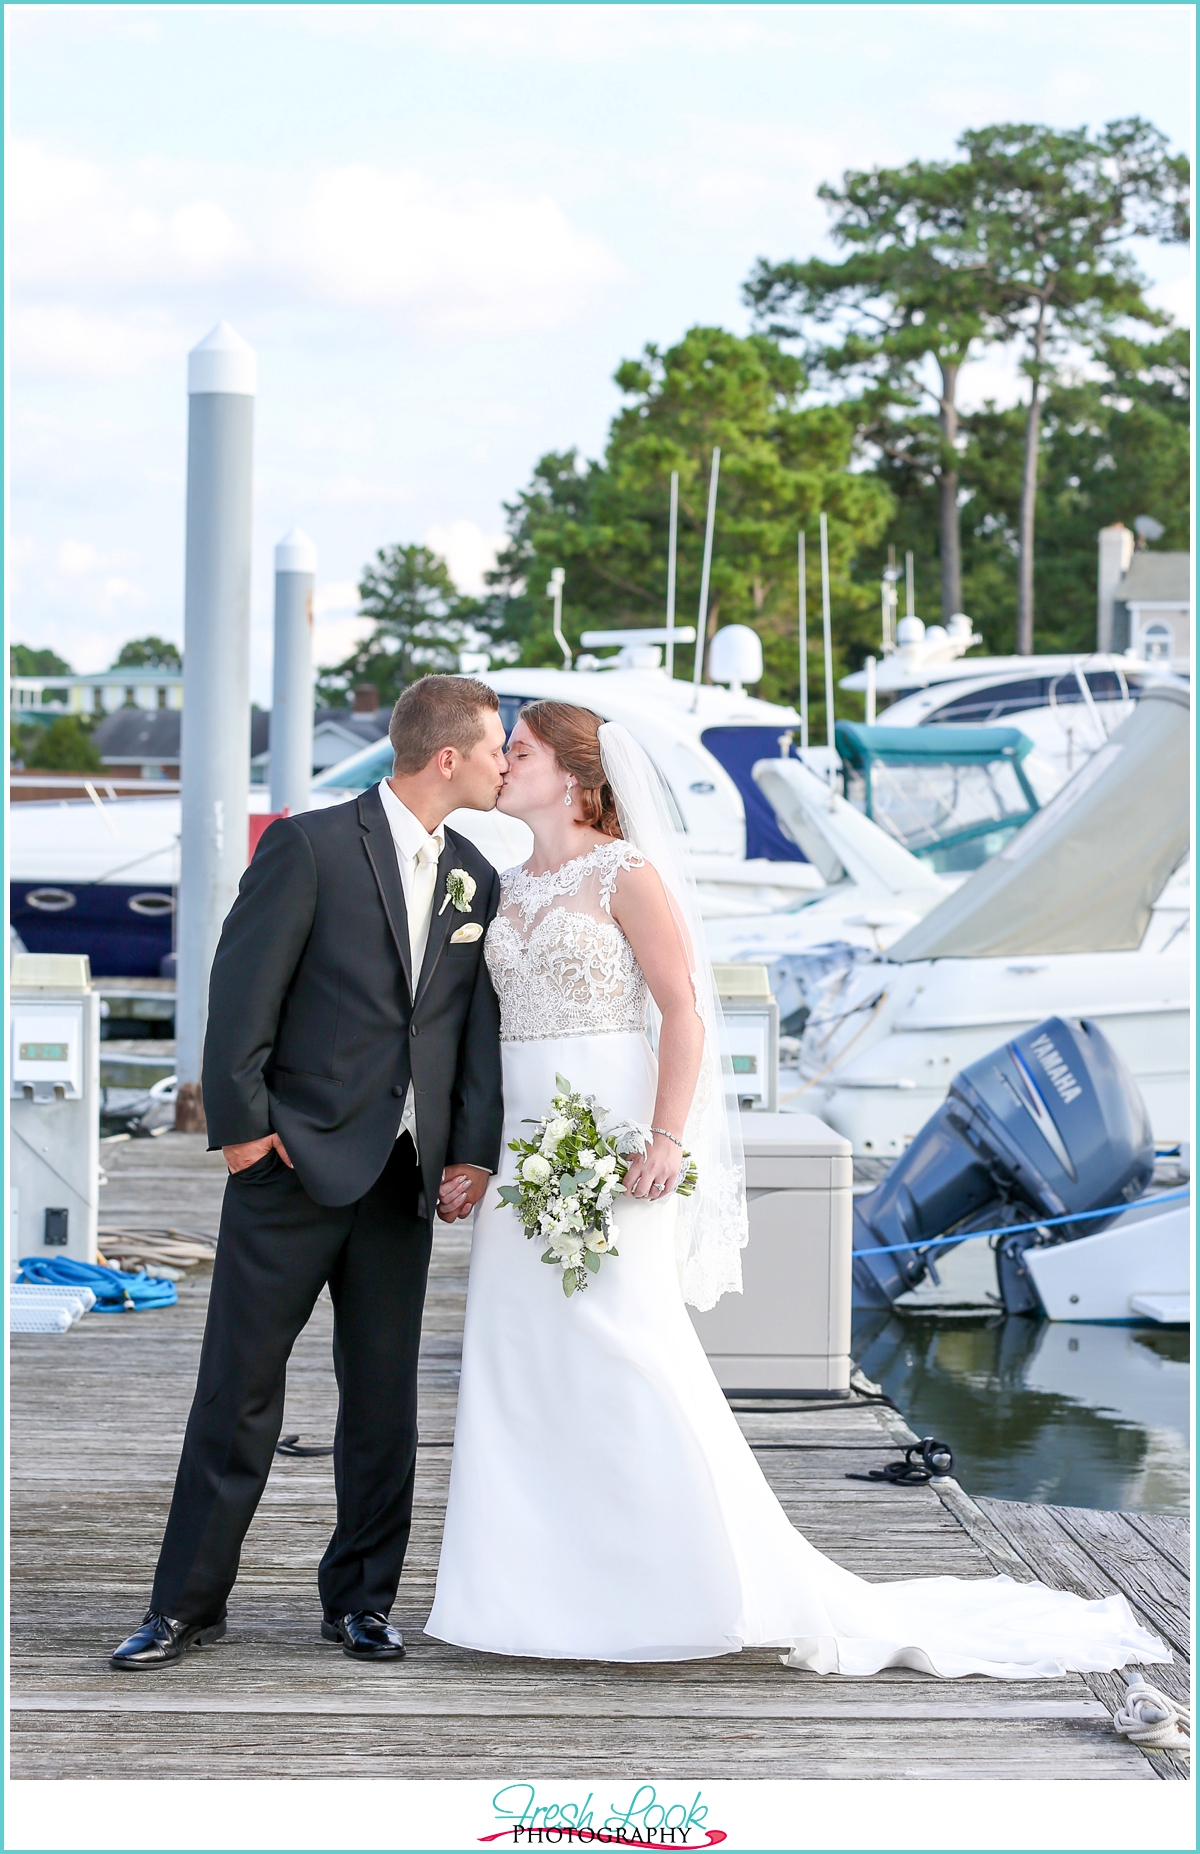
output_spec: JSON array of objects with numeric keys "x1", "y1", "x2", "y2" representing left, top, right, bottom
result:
[{"x1": 151, "y1": 1135, "x2": 432, "y2": 1626}]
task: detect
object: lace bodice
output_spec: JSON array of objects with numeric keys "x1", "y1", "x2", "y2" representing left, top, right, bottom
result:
[{"x1": 486, "y1": 840, "x2": 649, "y2": 1042}]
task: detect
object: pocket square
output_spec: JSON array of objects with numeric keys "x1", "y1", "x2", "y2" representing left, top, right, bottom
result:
[{"x1": 450, "y1": 922, "x2": 483, "y2": 943}]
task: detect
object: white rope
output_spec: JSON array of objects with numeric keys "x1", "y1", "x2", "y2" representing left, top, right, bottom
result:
[{"x1": 1114, "y1": 1674, "x2": 1191, "y2": 1751}]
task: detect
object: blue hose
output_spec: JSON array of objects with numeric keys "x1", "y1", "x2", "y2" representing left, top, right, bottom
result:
[{"x1": 16, "y1": 1256, "x2": 178, "y2": 1312}]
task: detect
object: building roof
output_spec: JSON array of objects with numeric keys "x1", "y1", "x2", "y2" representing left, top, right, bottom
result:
[
  {"x1": 1117, "y1": 551, "x2": 1191, "y2": 605},
  {"x1": 249, "y1": 708, "x2": 390, "y2": 766},
  {"x1": 93, "y1": 710, "x2": 271, "y2": 761}
]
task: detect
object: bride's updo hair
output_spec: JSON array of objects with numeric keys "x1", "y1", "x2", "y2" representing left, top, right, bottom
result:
[{"x1": 518, "y1": 701, "x2": 621, "y2": 839}]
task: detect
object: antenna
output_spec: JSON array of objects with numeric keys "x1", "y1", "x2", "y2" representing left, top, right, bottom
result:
[
  {"x1": 546, "y1": 567, "x2": 570, "y2": 669},
  {"x1": 797, "y1": 531, "x2": 809, "y2": 752},
  {"x1": 665, "y1": 471, "x2": 679, "y2": 678},
  {"x1": 820, "y1": 512, "x2": 836, "y2": 796},
  {"x1": 905, "y1": 550, "x2": 915, "y2": 620},
  {"x1": 881, "y1": 543, "x2": 899, "y2": 654},
  {"x1": 691, "y1": 447, "x2": 721, "y2": 700}
]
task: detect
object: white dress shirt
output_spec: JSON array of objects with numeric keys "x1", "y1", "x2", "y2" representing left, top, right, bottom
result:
[{"x1": 378, "y1": 779, "x2": 445, "y2": 1153}]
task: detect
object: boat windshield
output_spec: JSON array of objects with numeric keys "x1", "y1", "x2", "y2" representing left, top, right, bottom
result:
[
  {"x1": 835, "y1": 723, "x2": 1039, "y2": 874},
  {"x1": 700, "y1": 727, "x2": 805, "y2": 862},
  {"x1": 927, "y1": 669, "x2": 1135, "y2": 725}
]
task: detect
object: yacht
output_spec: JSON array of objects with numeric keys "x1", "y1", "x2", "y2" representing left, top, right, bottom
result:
[
  {"x1": 785, "y1": 683, "x2": 1191, "y2": 1152},
  {"x1": 840, "y1": 615, "x2": 1187, "y2": 803}
]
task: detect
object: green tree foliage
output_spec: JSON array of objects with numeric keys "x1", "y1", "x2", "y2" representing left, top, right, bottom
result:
[
  {"x1": 951, "y1": 118, "x2": 1188, "y2": 650},
  {"x1": 746, "y1": 116, "x2": 1189, "y2": 654},
  {"x1": 488, "y1": 326, "x2": 894, "y2": 720},
  {"x1": 960, "y1": 326, "x2": 1190, "y2": 654},
  {"x1": 745, "y1": 158, "x2": 999, "y2": 625},
  {"x1": 316, "y1": 544, "x2": 503, "y2": 709},
  {"x1": 111, "y1": 636, "x2": 182, "y2": 670},
  {"x1": 19, "y1": 716, "x2": 103, "y2": 773},
  {"x1": 11, "y1": 644, "x2": 70, "y2": 676},
  {"x1": 859, "y1": 323, "x2": 1190, "y2": 654}
]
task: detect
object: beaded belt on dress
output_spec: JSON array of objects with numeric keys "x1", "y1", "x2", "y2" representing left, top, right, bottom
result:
[{"x1": 501, "y1": 1025, "x2": 647, "y2": 1042}]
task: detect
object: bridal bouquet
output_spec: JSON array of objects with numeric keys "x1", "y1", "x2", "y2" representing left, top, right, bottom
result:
[{"x1": 498, "y1": 1075, "x2": 697, "y2": 1298}]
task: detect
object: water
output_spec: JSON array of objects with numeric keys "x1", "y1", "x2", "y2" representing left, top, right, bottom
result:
[{"x1": 853, "y1": 1310, "x2": 1190, "y2": 1516}]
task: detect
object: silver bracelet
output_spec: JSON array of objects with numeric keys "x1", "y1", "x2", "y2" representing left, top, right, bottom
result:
[{"x1": 650, "y1": 1126, "x2": 683, "y2": 1148}]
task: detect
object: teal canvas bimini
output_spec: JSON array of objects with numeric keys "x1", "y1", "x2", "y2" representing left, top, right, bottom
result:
[{"x1": 834, "y1": 722, "x2": 1040, "y2": 873}]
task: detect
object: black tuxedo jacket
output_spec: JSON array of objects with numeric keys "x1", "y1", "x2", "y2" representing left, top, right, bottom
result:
[{"x1": 201, "y1": 785, "x2": 503, "y2": 1209}]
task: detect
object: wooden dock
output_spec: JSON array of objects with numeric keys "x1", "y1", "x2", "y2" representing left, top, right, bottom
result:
[{"x1": 9, "y1": 1133, "x2": 1189, "y2": 1780}]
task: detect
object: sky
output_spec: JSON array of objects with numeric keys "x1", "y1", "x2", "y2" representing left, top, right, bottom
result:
[{"x1": 8, "y1": 2, "x2": 1194, "y2": 703}]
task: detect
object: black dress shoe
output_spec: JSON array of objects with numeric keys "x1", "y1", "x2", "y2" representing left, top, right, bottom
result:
[
  {"x1": 110, "y1": 1609, "x2": 227, "y2": 1670},
  {"x1": 322, "y1": 1611, "x2": 405, "y2": 1660}
]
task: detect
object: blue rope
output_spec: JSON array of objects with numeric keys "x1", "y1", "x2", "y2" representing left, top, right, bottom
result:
[{"x1": 859, "y1": 1187, "x2": 1191, "y2": 1260}]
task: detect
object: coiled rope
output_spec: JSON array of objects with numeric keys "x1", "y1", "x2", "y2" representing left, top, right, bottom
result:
[{"x1": 1114, "y1": 1674, "x2": 1191, "y2": 1751}]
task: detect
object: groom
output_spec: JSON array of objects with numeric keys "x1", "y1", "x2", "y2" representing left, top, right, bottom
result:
[{"x1": 111, "y1": 675, "x2": 507, "y2": 1667}]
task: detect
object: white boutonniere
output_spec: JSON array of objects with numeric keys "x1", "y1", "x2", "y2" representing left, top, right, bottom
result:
[{"x1": 440, "y1": 868, "x2": 477, "y2": 915}]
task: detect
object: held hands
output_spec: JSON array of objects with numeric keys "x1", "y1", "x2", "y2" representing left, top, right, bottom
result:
[
  {"x1": 437, "y1": 1163, "x2": 490, "y2": 1222},
  {"x1": 223, "y1": 1132, "x2": 293, "y2": 1174},
  {"x1": 621, "y1": 1132, "x2": 683, "y2": 1201}
]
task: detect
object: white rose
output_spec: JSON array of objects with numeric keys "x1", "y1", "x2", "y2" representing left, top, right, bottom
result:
[
  {"x1": 540, "y1": 1118, "x2": 573, "y2": 1156},
  {"x1": 520, "y1": 1154, "x2": 552, "y2": 1186}
]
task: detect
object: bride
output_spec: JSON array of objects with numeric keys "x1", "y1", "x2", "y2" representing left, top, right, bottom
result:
[{"x1": 425, "y1": 701, "x2": 1168, "y2": 1677}]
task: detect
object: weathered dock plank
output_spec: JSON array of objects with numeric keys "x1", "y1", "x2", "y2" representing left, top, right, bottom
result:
[
  {"x1": 976, "y1": 1497, "x2": 1191, "y2": 1780},
  {"x1": 8, "y1": 1133, "x2": 1171, "y2": 1781}
]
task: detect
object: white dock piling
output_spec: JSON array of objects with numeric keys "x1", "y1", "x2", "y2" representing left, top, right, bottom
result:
[
  {"x1": 270, "y1": 528, "x2": 317, "y2": 818},
  {"x1": 174, "y1": 321, "x2": 256, "y2": 1133}
]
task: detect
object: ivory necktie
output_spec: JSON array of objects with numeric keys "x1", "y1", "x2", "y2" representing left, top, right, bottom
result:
[{"x1": 408, "y1": 838, "x2": 441, "y2": 979}]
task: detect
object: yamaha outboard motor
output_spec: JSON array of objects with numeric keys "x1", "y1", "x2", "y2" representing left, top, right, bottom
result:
[{"x1": 852, "y1": 1017, "x2": 1154, "y2": 1312}]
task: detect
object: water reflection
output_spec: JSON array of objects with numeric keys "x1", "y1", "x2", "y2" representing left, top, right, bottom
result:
[{"x1": 853, "y1": 1311, "x2": 1191, "y2": 1515}]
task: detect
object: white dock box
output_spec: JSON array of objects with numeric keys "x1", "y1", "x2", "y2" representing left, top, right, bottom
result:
[{"x1": 689, "y1": 1113, "x2": 853, "y2": 1396}]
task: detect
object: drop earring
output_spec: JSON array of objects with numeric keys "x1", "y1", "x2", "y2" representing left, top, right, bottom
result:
[{"x1": 564, "y1": 777, "x2": 575, "y2": 807}]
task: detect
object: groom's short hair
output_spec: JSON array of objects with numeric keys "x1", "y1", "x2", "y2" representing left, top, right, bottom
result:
[{"x1": 389, "y1": 675, "x2": 500, "y2": 776}]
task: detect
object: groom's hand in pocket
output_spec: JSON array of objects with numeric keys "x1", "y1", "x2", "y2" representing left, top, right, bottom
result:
[
  {"x1": 223, "y1": 1132, "x2": 294, "y2": 1174},
  {"x1": 437, "y1": 1164, "x2": 489, "y2": 1222}
]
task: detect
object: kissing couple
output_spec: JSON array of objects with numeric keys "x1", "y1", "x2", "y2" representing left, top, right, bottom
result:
[{"x1": 113, "y1": 676, "x2": 1168, "y2": 1679}]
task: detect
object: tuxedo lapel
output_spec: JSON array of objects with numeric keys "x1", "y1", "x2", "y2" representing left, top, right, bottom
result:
[
  {"x1": 414, "y1": 839, "x2": 458, "y2": 1007},
  {"x1": 357, "y1": 786, "x2": 414, "y2": 999}
]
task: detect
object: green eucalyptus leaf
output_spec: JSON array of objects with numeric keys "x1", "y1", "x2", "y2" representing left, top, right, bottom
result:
[
  {"x1": 563, "y1": 1271, "x2": 576, "y2": 1298},
  {"x1": 584, "y1": 1250, "x2": 601, "y2": 1273}
]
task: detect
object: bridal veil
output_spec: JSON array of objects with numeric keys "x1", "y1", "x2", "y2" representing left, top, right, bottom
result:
[{"x1": 597, "y1": 721, "x2": 749, "y2": 1310}]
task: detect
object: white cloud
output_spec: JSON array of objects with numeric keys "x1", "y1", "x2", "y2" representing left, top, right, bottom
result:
[
  {"x1": 9, "y1": 139, "x2": 251, "y2": 291},
  {"x1": 97, "y1": 575, "x2": 149, "y2": 619},
  {"x1": 313, "y1": 578, "x2": 361, "y2": 618},
  {"x1": 425, "y1": 519, "x2": 506, "y2": 596},
  {"x1": 317, "y1": 475, "x2": 412, "y2": 508},
  {"x1": 313, "y1": 617, "x2": 372, "y2": 671},
  {"x1": 269, "y1": 165, "x2": 625, "y2": 335},
  {"x1": 1150, "y1": 275, "x2": 1194, "y2": 328},
  {"x1": 55, "y1": 537, "x2": 136, "y2": 578},
  {"x1": 11, "y1": 304, "x2": 185, "y2": 381}
]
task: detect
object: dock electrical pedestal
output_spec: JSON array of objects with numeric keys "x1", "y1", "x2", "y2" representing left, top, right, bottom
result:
[{"x1": 10, "y1": 954, "x2": 100, "y2": 1264}]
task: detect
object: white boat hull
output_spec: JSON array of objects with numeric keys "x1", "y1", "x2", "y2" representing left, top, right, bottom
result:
[
  {"x1": 1024, "y1": 1200, "x2": 1192, "y2": 1324},
  {"x1": 792, "y1": 950, "x2": 1191, "y2": 1154}
]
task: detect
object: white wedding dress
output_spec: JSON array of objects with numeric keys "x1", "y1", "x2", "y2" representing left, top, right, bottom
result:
[{"x1": 425, "y1": 839, "x2": 1169, "y2": 1677}]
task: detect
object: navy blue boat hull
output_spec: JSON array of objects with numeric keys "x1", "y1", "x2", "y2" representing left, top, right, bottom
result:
[{"x1": 11, "y1": 882, "x2": 174, "y2": 978}]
